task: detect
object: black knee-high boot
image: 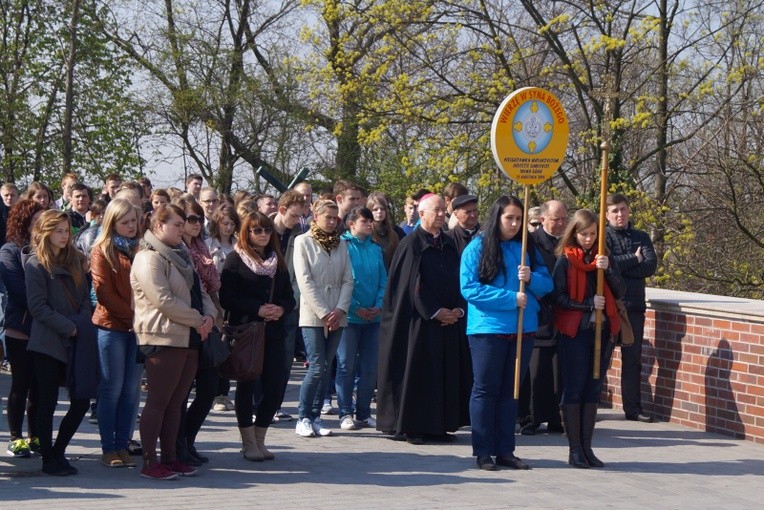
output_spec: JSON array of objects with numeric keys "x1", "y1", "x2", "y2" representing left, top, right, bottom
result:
[
  {"x1": 560, "y1": 404, "x2": 589, "y2": 468},
  {"x1": 581, "y1": 403, "x2": 604, "y2": 467}
]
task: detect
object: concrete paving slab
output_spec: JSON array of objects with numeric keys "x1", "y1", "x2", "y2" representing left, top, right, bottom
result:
[{"x1": 1, "y1": 364, "x2": 762, "y2": 509}]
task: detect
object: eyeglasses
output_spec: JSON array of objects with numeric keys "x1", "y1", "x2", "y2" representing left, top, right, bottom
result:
[
  {"x1": 249, "y1": 227, "x2": 272, "y2": 235},
  {"x1": 186, "y1": 215, "x2": 202, "y2": 224},
  {"x1": 530, "y1": 221, "x2": 542, "y2": 228}
]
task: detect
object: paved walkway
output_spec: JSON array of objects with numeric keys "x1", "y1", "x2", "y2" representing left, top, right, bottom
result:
[{"x1": 1, "y1": 365, "x2": 762, "y2": 509}]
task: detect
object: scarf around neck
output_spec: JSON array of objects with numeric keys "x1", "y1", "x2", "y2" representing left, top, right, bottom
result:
[
  {"x1": 310, "y1": 221, "x2": 340, "y2": 252},
  {"x1": 141, "y1": 229, "x2": 195, "y2": 289},
  {"x1": 186, "y1": 236, "x2": 221, "y2": 293},
  {"x1": 235, "y1": 244, "x2": 278, "y2": 278},
  {"x1": 563, "y1": 246, "x2": 620, "y2": 335},
  {"x1": 113, "y1": 234, "x2": 139, "y2": 260}
]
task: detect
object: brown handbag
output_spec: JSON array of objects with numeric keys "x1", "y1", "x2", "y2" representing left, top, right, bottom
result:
[
  {"x1": 219, "y1": 278, "x2": 275, "y2": 381},
  {"x1": 616, "y1": 300, "x2": 634, "y2": 346}
]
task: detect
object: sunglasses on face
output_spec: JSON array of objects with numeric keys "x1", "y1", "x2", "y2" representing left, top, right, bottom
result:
[
  {"x1": 530, "y1": 221, "x2": 542, "y2": 228},
  {"x1": 249, "y1": 227, "x2": 272, "y2": 235},
  {"x1": 186, "y1": 215, "x2": 202, "y2": 224}
]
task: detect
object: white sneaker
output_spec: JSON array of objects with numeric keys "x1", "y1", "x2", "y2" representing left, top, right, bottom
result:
[
  {"x1": 340, "y1": 415, "x2": 357, "y2": 431},
  {"x1": 321, "y1": 403, "x2": 337, "y2": 415},
  {"x1": 212, "y1": 396, "x2": 227, "y2": 412},
  {"x1": 311, "y1": 418, "x2": 333, "y2": 436},
  {"x1": 295, "y1": 418, "x2": 315, "y2": 437},
  {"x1": 355, "y1": 416, "x2": 376, "y2": 429}
]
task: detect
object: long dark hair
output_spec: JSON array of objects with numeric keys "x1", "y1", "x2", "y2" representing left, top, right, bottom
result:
[{"x1": 478, "y1": 195, "x2": 524, "y2": 284}]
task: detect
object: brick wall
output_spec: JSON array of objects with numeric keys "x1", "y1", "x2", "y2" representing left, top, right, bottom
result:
[{"x1": 603, "y1": 288, "x2": 764, "y2": 444}]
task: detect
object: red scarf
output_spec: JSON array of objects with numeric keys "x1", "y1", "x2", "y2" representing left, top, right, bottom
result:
[{"x1": 553, "y1": 246, "x2": 620, "y2": 337}]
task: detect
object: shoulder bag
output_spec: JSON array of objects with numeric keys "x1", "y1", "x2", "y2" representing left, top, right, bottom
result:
[{"x1": 219, "y1": 277, "x2": 275, "y2": 381}]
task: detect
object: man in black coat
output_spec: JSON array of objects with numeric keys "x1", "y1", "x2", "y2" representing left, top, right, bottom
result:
[
  {"x1": 376, "y1": 194, "x2": 472, "y2": 444},
  {"x1": 521, "y1": 200, "x2": 568, "y2": 435},
  {"x1": 444, "y1": 194, "x2": 480, "y2": 255},
  {"x1": 606, "y1": 193, "x2": 658, "y2": 423}
]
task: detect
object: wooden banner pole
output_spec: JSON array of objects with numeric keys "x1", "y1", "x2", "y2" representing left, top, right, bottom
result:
[{"x1": 514, "y1": 185, "x2": 531, "y2": 399}]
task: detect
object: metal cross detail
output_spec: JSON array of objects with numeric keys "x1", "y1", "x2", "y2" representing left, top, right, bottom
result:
[{"x1": 592, "y1": 74, "x2": 625, "y2": 141}]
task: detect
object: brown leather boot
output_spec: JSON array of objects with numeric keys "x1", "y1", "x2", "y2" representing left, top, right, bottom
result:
[
  {"x1": 239, "y1": 426, "x2": 264, "y2": 461},
  {"x1": 254, "y1": 426, "x2": 275, "y2": 460}
]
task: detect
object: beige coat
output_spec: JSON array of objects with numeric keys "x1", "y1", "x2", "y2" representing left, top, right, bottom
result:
[
  {"x1": 293, "y1": 232, "x2": 353, "y2": 328},
  {"x1": 130, "y1": 249, "x2": 216, "y2": 347}
]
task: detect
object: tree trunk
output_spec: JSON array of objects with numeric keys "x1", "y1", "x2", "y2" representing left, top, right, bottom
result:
[{"x1": 62, "y1": 0, "x2": 81, "y2": 176}]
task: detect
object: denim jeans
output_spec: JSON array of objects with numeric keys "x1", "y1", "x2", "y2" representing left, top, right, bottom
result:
[
  {"x1": 96, "y1": 328, "x2": 143, "y2": 453},
  {"x1": 276, "y1": 309, "x2": 298, "y2": 409},
  {"x1": 336, "y1": 322, "x2": 379, "y2": 420},
  {"x1": 558, "y1": 328, "x2": 614, "y2": 405},
  {"x1": 468, "y1": 334, "x2": 533, "y2": 457},
  {"x1": 298, "y1": 327, "x2": 342, "y2": 421}
]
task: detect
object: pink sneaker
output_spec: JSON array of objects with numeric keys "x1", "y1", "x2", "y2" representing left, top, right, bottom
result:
[
  {"x1": 140, "y1": 462, "x2": 178, "y2": 480},
  {"x1": 162, "y1": 461, "x2": 198, "y2": 477}
]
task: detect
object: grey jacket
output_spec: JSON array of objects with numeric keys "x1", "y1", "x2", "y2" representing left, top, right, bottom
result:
[{"x1": 24, "y1": 253, "x2": 91, "y2": 364}]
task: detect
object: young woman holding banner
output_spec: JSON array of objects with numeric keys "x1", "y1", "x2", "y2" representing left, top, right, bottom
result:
[
  {"x1": 550, "y1": 209, "x2": 624, "y2": 468},
  {"x1": 459, "y1": 195, "x2": 553, "y2": 471}
]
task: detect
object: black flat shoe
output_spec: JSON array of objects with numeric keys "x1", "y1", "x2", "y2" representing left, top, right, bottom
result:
[
  {"x1": 187, "y1": 445, "x2": 209, "y2": 463},
  {"x1": 476, "y1": 456, "x2": 496, "y2": 471},
  {"x1": 496, "y1": 454, "x2": 530, "y2": 470},
  {"x1": 625, "y1": 412, "x2": 654, "y2": 423},
  {"x1": 406, "y1": 435, "x2": 425, "y2": 445},
  {"x1": 520, "y1": 423, "x2": 539, "y2": 436},
  {"x1": 427, "y1": 433, "x2": 456, "y2": 443}
]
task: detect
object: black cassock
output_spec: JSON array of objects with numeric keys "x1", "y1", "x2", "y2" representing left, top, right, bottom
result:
[{"x1": 376, "y1": 227, "x2": 472, "y2": 436}]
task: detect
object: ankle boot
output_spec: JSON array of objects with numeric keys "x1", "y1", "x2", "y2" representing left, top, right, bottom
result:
[
  {"x1": 239, "y1": 426, "x2": 264, "y2": 461},
  {"x1": 560, "y1": 404, "x2": 589, "y2": 469},
  {"x1": 581, "y1": 403, "x2": 604, "y2": 467},
  {"x1": 254, "y1": 426, "x2": 275, "y2": 460}
]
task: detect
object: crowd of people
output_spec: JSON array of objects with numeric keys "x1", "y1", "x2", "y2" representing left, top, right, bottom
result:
[{"x1": 0, "y1": 172, "x2": 657, "y2": 478}]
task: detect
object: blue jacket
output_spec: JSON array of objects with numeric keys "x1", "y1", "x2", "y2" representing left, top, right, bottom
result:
[
  {"x1": 460, "y1": 234, "x2": 553, "y2": 335},
  {"x1": 341, "y1": 232, "x2": 387, "y2": 324}
]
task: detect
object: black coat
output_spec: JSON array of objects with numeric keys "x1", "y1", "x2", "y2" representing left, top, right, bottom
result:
[
  {"x1": 444, "y1": 223, "x2": 479, "y2": 256},
  {"x1": 530, "y1": 228, "x2": 560, "y2": 346},
  {"x1": 605, "y1": 223, "x2": 657, "y2": 312},
  {"x1": 219, "y1": 251, "x2": 296, "y2": 342},
  {"x1": 376, "y1": 227, "x2": 472, "y2": 436}
]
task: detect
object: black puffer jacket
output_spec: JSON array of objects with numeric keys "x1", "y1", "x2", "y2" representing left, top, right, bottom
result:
[{"x1": 605, "y1": 223, "x2": 657, "y2": 312}]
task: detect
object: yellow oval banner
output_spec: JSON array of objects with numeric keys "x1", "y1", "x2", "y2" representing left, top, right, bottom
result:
[{"x1": 491, "y1": 87, "x2": 569, "y2": 185}]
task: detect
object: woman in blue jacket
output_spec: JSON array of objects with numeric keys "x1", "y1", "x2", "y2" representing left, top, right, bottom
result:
[
  {"x1": 336, "y1": 206, "x2": 387, "y2": 431},
  {"x1": 460, "y1": 196, "x2": 553, "y2": 471}
]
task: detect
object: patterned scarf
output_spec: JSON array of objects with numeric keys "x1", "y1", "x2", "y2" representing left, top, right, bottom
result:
[
  {"x1": 186, "y1": 236, "x2": 221, "y2": 294},
  {"x1": 235, "y1": 244, "x2": 279, "y2": 278},
  {"x1": 309, "y1": 221, "x2": 340, "y2": 252},
  {"x1": 113, "y1": 234, "x2": 138, "y2": 261}
]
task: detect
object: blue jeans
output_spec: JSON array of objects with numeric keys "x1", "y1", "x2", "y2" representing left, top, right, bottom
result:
[
  {"x1": 97, "y1": 328, "x2": 142, "y2": 453},
  {"x1": 468, "y1": 334, "x2": 533, "y2": 457},
  {"x1": 298, "y1": 327, "x2": 342, "y2": 421},
  {"x1": 336, "y1": 322, "x2": 379, "y2": 420},
  {"x1": 558, "y1": 328, "x2": 614, "y2": 404}
]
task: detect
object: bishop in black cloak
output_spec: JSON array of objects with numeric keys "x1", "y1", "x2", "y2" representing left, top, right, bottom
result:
[{"x1": 376, "y1": 194, "x2": 472, "y2": 442}]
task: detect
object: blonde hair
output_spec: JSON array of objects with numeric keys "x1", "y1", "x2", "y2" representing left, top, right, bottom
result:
[
  {"x1": 93, "y1": 198, "x2": 141, "y2": 272},
  {"x1": 32, "y1": 210, "x2": 86, "y2": 288}
]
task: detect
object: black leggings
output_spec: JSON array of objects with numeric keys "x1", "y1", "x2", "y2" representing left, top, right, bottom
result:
[
  {"x1": 178, "y1": 365, "x2": 219, "y2": 447},
  {"x1": 32, "y1": 352, "x2": 89, "y2": 459},
  {"x1": 235, "y1": 338, "x2": 286, "y2": 429},
  {"x1": 6, "y1": 336, "x2": 39, "y2": 440}
]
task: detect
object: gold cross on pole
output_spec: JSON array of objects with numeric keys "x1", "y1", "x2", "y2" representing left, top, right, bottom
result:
[{"x1": 593, "y1": 74, "x2": 624, "y2": 144}]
